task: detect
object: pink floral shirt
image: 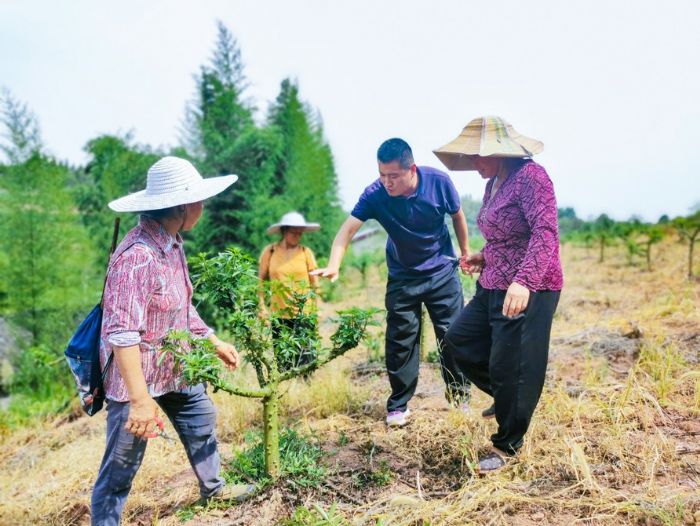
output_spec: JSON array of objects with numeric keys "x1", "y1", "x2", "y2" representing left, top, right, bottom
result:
[
  {"x1": 100, "y1": 216, "x2": 212, "y2": 402},
  {"x1": 477, "y1": 160, "x2": 564, "y2": 291}
]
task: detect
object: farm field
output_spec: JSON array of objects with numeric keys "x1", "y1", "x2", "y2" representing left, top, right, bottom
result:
[{"x1": 1, "y1": 241, "x2": 699, "y2": 526}]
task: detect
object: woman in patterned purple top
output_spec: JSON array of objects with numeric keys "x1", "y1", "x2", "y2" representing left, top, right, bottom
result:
[
  {"x1": 436, "y1": 116, "x2": 563, "y2": 473},
  {"x1": 91, "y1": 158, "x2": 253, "y2": 525}
]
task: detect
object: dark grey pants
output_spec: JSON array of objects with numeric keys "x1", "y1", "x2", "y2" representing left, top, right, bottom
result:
[
  {"x1": 445, "y1": 284, "x2": 560, "y2": 454},
  {"x1": 91, "y1": 384, "x2": 224, "y2": 526},
  {"x1": 385, "y1": 266, "x2": 470, "y2": 412}
]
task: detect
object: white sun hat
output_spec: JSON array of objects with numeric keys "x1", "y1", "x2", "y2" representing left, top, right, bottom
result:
[
  {"x1": 108, "y1": 156, "x2": 238, "y2": 212},
  {"x1": 433, "y1": 116, "x2": 543, "y2": 171},
  {"x1": 267, "y1": 211, "x2": 320, "y2": 234}
]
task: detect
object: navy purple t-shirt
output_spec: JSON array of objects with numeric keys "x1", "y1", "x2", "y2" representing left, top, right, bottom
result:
[{"x1": 351, "y1": 166, "x2": 461, "y2": 279}]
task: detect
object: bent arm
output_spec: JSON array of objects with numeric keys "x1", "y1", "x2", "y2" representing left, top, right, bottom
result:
[
  {"x1": 113, "y1": 344, "x2": 149, "y2": 402},
  {"x1": 513, "y1": 166, "x2": 559, "y2": 290},
  {"x1": 326, "y1": 215, "x2": 364, "y2": 273},
  {"x1": 451, "y1": 208, "x2": 470, "y2": 257}
]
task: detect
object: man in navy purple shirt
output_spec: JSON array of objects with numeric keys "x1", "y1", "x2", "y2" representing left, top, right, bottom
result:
[{"x1": 313, "y1": 138, "x2": 471, "y2": 427}]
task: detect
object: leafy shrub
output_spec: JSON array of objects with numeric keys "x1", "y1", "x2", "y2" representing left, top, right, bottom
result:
[{"x1": 226, "y1": 428, "x2": 325, "y2": 489}]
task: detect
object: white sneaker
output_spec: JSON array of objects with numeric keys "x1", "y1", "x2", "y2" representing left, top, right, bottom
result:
[{"x1": 386, "y1": 408, "x2": 411, "y2": 427}]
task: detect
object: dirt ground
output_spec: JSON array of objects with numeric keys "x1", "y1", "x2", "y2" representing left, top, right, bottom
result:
[{"x1": 1, "y1": 242, "x2": 699, "y2": 526}]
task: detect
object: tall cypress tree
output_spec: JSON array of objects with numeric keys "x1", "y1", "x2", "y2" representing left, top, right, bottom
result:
[
  {"x1": 0, "y1": 156, "x2": 98, "y2": 344},
  {"x1": 182, "y1": 24, "x2": 345, "y2": 257},
  {"x1": 183, "y1": 21, "x2": 254, "y2": 170},
  {"x1": 266, "y1": 79, "x2": 344, "y2": 255},
  {"x1": 183, "y1": 21, "x2": 285, "y2": 254},
  {"x1": 0, "y1": 87, "x2": 42, "y2": 164},
  {"x1": 0, "y1": 91, "x2": 98, "y2": 346}
]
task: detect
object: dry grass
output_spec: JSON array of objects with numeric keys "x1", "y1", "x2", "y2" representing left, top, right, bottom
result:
[{"x1": 0, "y1": 241, "x2": 699, "y2": 525}]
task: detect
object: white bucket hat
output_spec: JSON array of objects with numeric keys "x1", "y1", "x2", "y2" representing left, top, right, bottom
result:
[
  {"x1": 267, "y1": 211, "x2": 320, "y2": 234},
  {"x1": 433, "y1": 116, "x2": 543, "y2": 171},
  {"x1": 108, "y1": 156, "x2": 238, "y2": 212}
]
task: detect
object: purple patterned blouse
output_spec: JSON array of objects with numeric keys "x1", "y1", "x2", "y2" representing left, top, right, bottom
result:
[
  {"x1": 100, "y1": 216, "x2": 212, "y2": 402},
  {"x1": 477, "y1": 160, "x2": 563, "y2": 291}
]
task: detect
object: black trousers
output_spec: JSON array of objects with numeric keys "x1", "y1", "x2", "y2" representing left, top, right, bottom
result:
[
  {"x1": 445, "y1": 284, "x2": 560, "y2": 454},
  {"x1": 385, "y1": 266, "x2": 470, "y2": 412}
]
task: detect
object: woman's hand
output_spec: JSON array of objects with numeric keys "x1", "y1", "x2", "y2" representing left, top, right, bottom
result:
[
  {"x1": 209, "y1": 334, "x2": 239, "y2": 370},
  {"x1": 125, "y1": 396, "x2": 161, "y2": 439},
  {"x1": 460, "y1": 252, "x2": 484, "y2": 276},
  {"x1": 503, "y1": 282, "x2": 530, "y2": 317}
]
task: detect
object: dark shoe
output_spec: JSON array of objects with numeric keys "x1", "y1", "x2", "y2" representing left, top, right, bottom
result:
[
  {"x1": 481, "y1": 403, "x2": 496, "y2": 419},
  {"x1": 206, "y1": 483, "x2": 256, "y2": 503},
  {"x1": 477, "y1": 449, "x2": 510, "y2": 474}
]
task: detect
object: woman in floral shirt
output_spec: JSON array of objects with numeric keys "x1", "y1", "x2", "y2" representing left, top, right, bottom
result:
[
  {"x1": 91, "y1": 157, "x2": 251, "y2": 525},
  {"x1": 435, "y1": 117, "x2": 563, "y2": 473}
]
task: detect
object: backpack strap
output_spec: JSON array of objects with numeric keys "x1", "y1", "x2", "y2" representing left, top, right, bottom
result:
[
  {"x1": 98, "y1": 218, "x2": 121, "y2": 381},
  {"x1": 100, "y1": 218, "x2": 121, "y2": 307}
]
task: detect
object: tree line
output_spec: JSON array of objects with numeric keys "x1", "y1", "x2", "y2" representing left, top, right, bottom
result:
[
  {"x1": 0, "y1": 22, "x2": 344, "y2": 417},
  {"x1": 558, "y1": 207, "x2": 700, "y2": 276}
]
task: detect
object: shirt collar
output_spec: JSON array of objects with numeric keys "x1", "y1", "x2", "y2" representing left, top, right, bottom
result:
[
  {"x1": 406, "y1": 167, "x2": 423, "y2": 199},
  {"x1": 139, "y1": 215, "x2": 182, "y2": 253}
]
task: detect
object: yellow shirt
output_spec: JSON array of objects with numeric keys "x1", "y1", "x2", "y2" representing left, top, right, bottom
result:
[{"x1": 259, "y1": 243, "x2": 318, "y2": 315}]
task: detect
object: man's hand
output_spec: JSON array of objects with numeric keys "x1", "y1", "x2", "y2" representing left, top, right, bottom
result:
[
  {"x1": 503, "y1": 282, "x2": 530, "y2": 317},
  {"x1": 310, "y1": 266, "x2": 340, "y2": 282},
  {"x1": 125, "y1": 396, "x2": 161, "y2": 439},
  {"x1": 460, "y1": 252, "x2": 484, "y2": 276},
  {"x1": 209, "y1": 334, "x2": 239, "y2": 370},
  {"x1": 311, "y1": 216, "x2": 363, "y2": 284}
]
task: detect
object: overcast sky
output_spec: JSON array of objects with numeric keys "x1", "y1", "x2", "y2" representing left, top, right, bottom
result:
[{"x1": 2, "y1": 0, "x2": 699, "y2": 221}]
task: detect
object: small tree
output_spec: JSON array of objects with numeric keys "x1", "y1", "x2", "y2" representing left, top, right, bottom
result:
[
  {"x1": 637, "y1": 225, "x2": 664, "y2": 271},
  {"x1": 0, "y1": 88, "x2": 42, "y2": 164},
  {"x1": 585, "y1": 214, "x2": 617, "y2": 263},
  {"x1": 673, "y1": 212, "x2": 700, "y2": 278},
  {"x1": 347, "y1": 250, "x2": 380, "y2": 288},
  {"x1": 616, "y1": 221, "x2": 642, "y2": 267},
  {"x1": 161, "y1": 248, "x2": 377, "y2": 479}
]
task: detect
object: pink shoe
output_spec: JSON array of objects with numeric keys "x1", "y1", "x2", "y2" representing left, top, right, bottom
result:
[{"x1": 386, "y1": 408, "x2": 411, "y2": 427}]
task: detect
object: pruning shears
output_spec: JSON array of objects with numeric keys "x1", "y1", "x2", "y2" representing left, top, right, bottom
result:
[{"x1": 147, "y1": 416, "x2": 176, "y2": 441}]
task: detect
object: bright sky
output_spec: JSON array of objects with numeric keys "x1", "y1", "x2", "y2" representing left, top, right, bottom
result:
[{"x1": 2, "y1": 0, "x2": 699, "y2": 221}]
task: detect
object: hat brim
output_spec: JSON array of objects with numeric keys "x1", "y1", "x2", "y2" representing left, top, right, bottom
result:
[
  {"x1": 108, "y1": 174, "x2": 238, "y2": 212},
  {"x1": 267, "y1": 223, "x2": 321, "y2": 235},
  {"x1": 433, "y1": 126, "x2": 543, "y2": 171}
]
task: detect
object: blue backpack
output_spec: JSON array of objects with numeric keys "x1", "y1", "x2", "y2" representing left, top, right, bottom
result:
[
  {"x1": 64, "y1": 219, "x2": 121, "y2": 416},
  {"x1": 64, "y1": 304, "x2": 114, "y2": 415}
]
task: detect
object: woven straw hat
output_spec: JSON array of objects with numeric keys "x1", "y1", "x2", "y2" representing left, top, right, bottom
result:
[
  {"x1": 267, "y1": 211, "x2": 320, "y2": 234},
  {"x1": 433, "y1": 116, "x2": 543, "y2": 171},
  {"x1": 108, "y1": 156, "x2": 238, "y2": 212}
]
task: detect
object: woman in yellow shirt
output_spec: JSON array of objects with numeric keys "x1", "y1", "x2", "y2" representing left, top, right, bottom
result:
[{"x1": 259, "y1": 211, "x2": 320, "y2": 372}]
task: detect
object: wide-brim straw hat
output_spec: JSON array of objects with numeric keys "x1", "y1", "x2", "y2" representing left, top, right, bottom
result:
[
  {"x1": 433, "y1": 116, "x2": 543, "y2": 171},
  {"x1": 108, "y1": 156, "x2": 238, "y2": 212},
  {"x1": 267, "y1": 211, "x2": 320, "y2": 234}
]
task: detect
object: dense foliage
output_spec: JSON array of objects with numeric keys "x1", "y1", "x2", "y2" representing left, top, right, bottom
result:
[
  {"x1": 161, "y1": 248, "x2": 378, "y2": 478},
  {"x1": 0, "y1": 22, "x2": 346, "y2": 418}
]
